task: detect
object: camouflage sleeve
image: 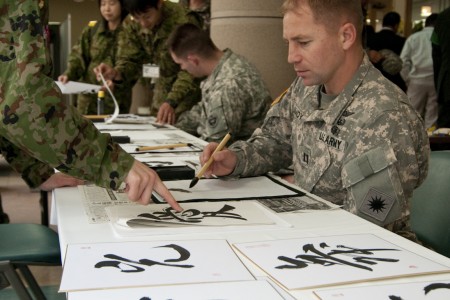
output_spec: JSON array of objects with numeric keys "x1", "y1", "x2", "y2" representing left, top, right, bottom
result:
[
  {"x1": 229, "y1": 91, "x2": 293, "y2": 176},
  {"x1": 63, "y1": 25, "x2": 92, "y2": 80},
  {"x1": 341, "y1": 103, "x2": 429, "y2": 232},
  {"x1": 0, "y1": 1, "x2": 135, "y2": 190},
  {"x1": 198, "y1": 80, "x2": 248, "y2": 143},
  {"x1": 175, "y1": 102, "x2": 202, "y2": 136},
  {"x1": 0, "y1": 137, "x2": 55, "y2": 189},
  {"x1": 166, "y1": 70, "x2": 200, "y2": 108},
  {"x1": 114, "y1": 18, "x2": 145, "y2": 85}
]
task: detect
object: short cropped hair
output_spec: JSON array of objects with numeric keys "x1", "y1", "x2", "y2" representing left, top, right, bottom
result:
[
  {"x1": 425, "y1": 13, "x2": 438, "y2": 27},
  {"x1": 281, "y1": 0, "x2": 363, "y2": 38},
  {"x1": 382, "y1": 11, "x2": 401, "y2": 27},
  {"x1": 166, "y1": 23, "x2": 217, "y2": 59},
  {"x1": 123, "y1": 0, "x2": 159, "y2": 15}
]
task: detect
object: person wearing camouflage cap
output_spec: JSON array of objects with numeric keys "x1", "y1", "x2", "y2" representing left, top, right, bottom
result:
[
  {"x1": 167, "y1": 24, "x2": 271, "y2": 144},
  {"x1": 0, "y1": 0, "x2": 181, "y2": 210},
  {"x1": 94, "y1": 0, "x2": 202, "y2": 125},
  {"x1": 58, "y1": 0, "x2": 131, "y2": 115},
  {"x1": 200, "y1": 0, "x2": 430, "y2": 241}
]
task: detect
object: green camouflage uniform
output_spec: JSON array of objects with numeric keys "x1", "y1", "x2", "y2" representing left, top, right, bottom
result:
[
  {"x1": 178, "y1": 0, "x2": 210, "y2": 32},
  {"x1": 115, "y1": 1, "x2": 201, "y2": 118},
  {"x1": 0, "y1": 0, "x2": 135, "y2": 190},
  {"x1": 0, "y1": 136, "x2": 54, "y2": 188},
  {"x1": 176, "y1": 49, "x2": 271, "y2": 143},
  {"x1": 63, "y1": 20, "x2": 131, "y2": 115},
  {"x1": 229, "y1": 55, "x2": 430, "y2": 239},
  {"x1": 190, "y1": 1, "x2": 210, "y2": 33}
]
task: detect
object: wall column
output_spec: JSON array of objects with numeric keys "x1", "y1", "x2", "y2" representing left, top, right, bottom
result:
[{"x1": 210, "y1": 0, "x2": 296, "y2": 99}]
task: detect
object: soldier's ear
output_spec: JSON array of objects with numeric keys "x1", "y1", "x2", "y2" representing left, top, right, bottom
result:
[
  {"x1": 339, "y1": 22, "x2": 357, "y2": 50},
  {"x1": 187, "y1": 54, "x2": 200, "y2": 66}
]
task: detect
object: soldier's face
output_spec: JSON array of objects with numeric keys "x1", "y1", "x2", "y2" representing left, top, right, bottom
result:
[
  {"x1": 170, "y1": 52, "x2": 204, "y2": 78},
  {"x1": 132, "y1": 7, "x2": 162, "y2": 29},
  {"x1": 100, "y1": 0, "x2": 121, "y2": 23},
  {"x1": 283, "y1": 4, "x2": 345, "y2": 92}
]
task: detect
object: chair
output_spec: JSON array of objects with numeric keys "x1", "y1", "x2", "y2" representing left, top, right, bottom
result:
[
  {"x1": 0, "y1": 223, "x2": 61, "y2": 299},
  {"x1": 411, "y1": 150, "x2": 450, "y2": 258}
]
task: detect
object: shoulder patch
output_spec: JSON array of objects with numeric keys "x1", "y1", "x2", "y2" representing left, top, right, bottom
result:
[
  {"x1": 271, "y1": 89, "x2": 288, "y2": 107},
  {"x1": 88, "y1": 20, "x2": 97, "y2": 27}
]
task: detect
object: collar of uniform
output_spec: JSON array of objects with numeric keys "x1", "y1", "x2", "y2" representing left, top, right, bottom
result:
[
  {"x1": 303, "y1": 53, "x2": 371, "y2": 126},
  {"x1": 201, "y1": 48, "x2": 233, "y2": 91}
]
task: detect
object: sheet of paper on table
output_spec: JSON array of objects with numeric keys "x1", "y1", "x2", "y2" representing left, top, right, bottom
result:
[
  {"x1": 59, "y1": 239, "x2": 254, "y2": 292},
  {"x1": 314, "y1": 279, "x2": 450, "y2": 300},
  {"x1": 152, "y1": 176, "x2": 304, "y2": 203},
  {"x1": 55, "y1": 81, "x2": 101, "y2": 94},
  {"x1": 67, "y1": 280, "x2": 287, "y2": 300},
  {"x1": 105, "y1": 201, "x2": 291, "y2": 237},
  {"x1": 78, "y1": 185, "x2": 136, "y2": 223},
  {"x1": 95, "y1": 122, "x2": 168, "y2": 131},
  {"x1": 110, "y1": 114, "x2": 154, "y2": 124},
  {"x1": 233, "y1": 233, "x2": 450, "y2": 291},
  {"x1": 78, "y1": 175, "x2": 336, "y2": 224}
]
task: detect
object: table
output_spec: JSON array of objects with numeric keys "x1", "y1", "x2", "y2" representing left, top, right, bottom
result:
[
  {"x1": 51, "y1": 118, "x2": 450, "y2": 299},
  {"x1": 53, "y1": 186, "x2": 450, "y2": 299}
]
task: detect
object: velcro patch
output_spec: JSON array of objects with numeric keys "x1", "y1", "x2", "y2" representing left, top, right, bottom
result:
[{"x1": 359, "y1": 188, "x2": 395, "y2": 222}]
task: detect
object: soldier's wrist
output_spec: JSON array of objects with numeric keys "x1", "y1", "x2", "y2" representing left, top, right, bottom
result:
[
  {"x1": 165, "y1": 99, "x2": 178, "y2": 109},
  {"x1": 112, "y1": 69, "x2": 123, "y2": 84}
]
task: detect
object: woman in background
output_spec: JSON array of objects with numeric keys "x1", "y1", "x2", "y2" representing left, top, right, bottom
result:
[{"x1": 58, "y1": 0, "x2": 130, "y2": 115}]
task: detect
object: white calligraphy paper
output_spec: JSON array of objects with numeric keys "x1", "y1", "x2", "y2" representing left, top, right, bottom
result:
[
  {"x1": 110, "y1": 114, "x2": 153, "y2": 124},
  {"x1": 314, "y1": 280, "x2": 450, "y2": 300},
  {"x1": 105, "y1": 201, "x2": 291, "y2": 237},
  {"x1": 67, "y1": 280, "x2": 286, "y2": 300},
  {"x1": 55, "y1": 81, "x2": 101, "y2": 94},
  {"x1": 95, "y1": 122, "x2": 165, "y2": 131},
  {"x1": 60, "y1": 239, "x2": 254, "y2": 292},
  {"x1": 152, "y1": 176, "x2": 302, "y2": 203},
  {"x1": 233, "y1": 234, "x2": 450, "y2": 290}
]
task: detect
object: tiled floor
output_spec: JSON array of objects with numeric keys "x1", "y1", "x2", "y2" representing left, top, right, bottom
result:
[{"x1": 0, "y1": 157, "x2": 63, "y2": 297}]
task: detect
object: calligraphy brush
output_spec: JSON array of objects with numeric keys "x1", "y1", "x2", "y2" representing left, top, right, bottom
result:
[{"x1": 189, "y1": 133, "x2": 232, "y2": 188}]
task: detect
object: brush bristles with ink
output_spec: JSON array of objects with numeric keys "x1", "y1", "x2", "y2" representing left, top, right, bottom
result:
[
  {"x1": 189, "y1": 177, "x2": 199, "y2": 188},
  {"x1": 189, "y1": 133, "x2": 232, "y2": 188}
]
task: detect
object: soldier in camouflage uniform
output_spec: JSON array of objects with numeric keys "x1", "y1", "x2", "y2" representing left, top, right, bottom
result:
[
  {"x1": 200, "y1": 0, "x2": 430, "y2": 240},
  {"x1": 168, "y1": 24, "x2": 270, "y2": 143},
  {"x1": 95, "y1": 0, "x2": 202, "y2": 125},
  {"x1": 179, "y1": 0, "x2": 211, "y2": 33},
  {"x1": 59, "y1": 0, "x2": 130, "y2": 115},
  {"x1": 0, "y1": 0, "x2": 181, "y2": 210},
  {"x1": 0, "y1": 136, "x2": 84, "y2": 190}
]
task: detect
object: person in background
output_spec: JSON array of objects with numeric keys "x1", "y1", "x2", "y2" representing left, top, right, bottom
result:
[
  {"x1": 0, "y1": 0, "x2": 182, "y2": 210},
  {"x1": 180, "y1": 0, "x2": 211, "y2": 33},
  {"x1": 58, "y1": 0, "x2": 131, "y2": 115},
  {"x1": 167, "y1": 24, "x2": 271, "y2": 143},
  {"x1": 94, "y1": 0, "x2": 202, "y2": 125},
  {"x1": 431, "y1": 6, "x2": 450, "y2": 128},
  {"x1": 367, "y1": 11, "x2": 407, "y2": 91},
  {"x1": 199, "y1": 0, "x2": 429, "y2": 241},
  {"x1": 400, "y1": 13, "x2": 439, "y2": 129}
]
